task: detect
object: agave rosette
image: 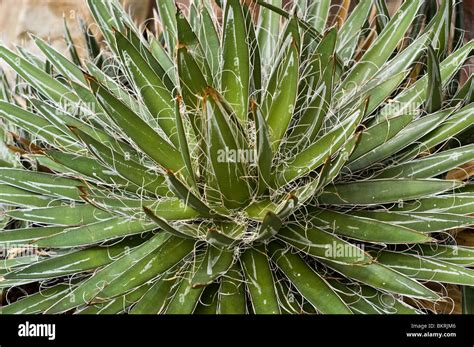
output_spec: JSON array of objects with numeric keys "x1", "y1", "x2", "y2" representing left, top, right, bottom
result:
[{"x1": 0, "y1": 0, "x2": 473, "y2": 314}]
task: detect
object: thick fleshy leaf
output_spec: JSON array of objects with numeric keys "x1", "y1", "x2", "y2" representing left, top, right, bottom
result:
[
  {"x1": 307, "y1": 0, "x2": 330, "y2": 33},
  {"x1": 350, "y1": 114, "x2": 413, "y2": 162},
  {"x1": 241, "y1": 246, "x2": 280, "y2": 314},
  {"x1": 257, "y1": 0, "x2": 282, "y2": 73},
  {"x1": 448, "y1": 76, "x2": 474, "y2": 107},
  {"x1": 0, "y1": 102, "x2": 80, "y2": 151},
  {"x1": 191, "y1": 245, "x2": 234, "y2": 288},
  {"x1": 254, "y1": 104, "x2": 273, "y2": 194},
  {"x1": 462, "y1": 287, "x2": 474, "y2": 314},
  {"x1": 254, "y1": 211, "x2": 282, "y2": 242},
  {"x1": 86, "y1": 0, "x2": 118, "y2": 49},
  {"x1": 177, "y1": 43, "x2": 208, "y2": 109},
  {"x1": 16, "y1": 44, "x2": 44, "y2": 67},
  {"x1": 114, "y1": 31, "x2": 178, "y2": 146},
  {"x1": 268, "y1": 242, "x2": 352, "y2": 314},
  {"x1": 243, "y1": 3, "x2": 262, "y2": 101},
  {"x1": 206, "y1": 227, "x2": 239, "y2": 248},
  {"x1": 391, "y1": 192, "x2": 474, "y2": 215},
  {"x1": 7, "y1": 204, "x2": 111, "y2": 226},
  {"x1": 80, "y1": 18, "x2": 102, "y2": 66},
  {"x1": 68, "y1": 79, "x2": 109, "y2": 124},
  {"x1": 0, "y1": 67, "x2": 12, "y2": 103},
  {"x1": 291, "y1": 177, "x2": 320, "y2": 209},
  {"x1": 0, "y1": 45, "x2": 80, "y2": 105},
  {"x1": 0, "y1": 184, "x2": 61, "y2": 207},
  {"x1": 176, "y1": 7, "x2": 212, "y2": 83},
  {"x1": 149, "y1": 37, "x2": 176, "y2": 83},
  {"x1": 346, "y1": 109, "x2": 452, "y2": 172},
  {"x1": 322, "y1": 260, "x2": 440, "y2": 300},
  {"x1": 194, "y1": 283, "x2": 220, "y2": 314},
  {"x1": 309, "y1": 209, "x2": 434, "y2": 244},
  {"x1": 5, "y1": 237, "x2": 145, "y2": 280},
  {"x1": 399, "y1": 103, "x2": 474, "y2": 161},
  {"x1": 45, "y1": 150, "x2": 137, "y2": 190},
  {"x1": 297, "y1": 26, "x2": 336, "y2": 112},
  {"x1": 156, "y1": 0, "x2": 177, "y2": 54},
  {"x1": 407, "y1": 244, "x2": 474, "y2": 267},
  {"x1": 275, "y1": 194, "x2": 298, "y2": 219},
  {"x1": 378, "y1": 41, "x2": 474, "y2": 118},
  {"x1": 34, "y1": 217, "x2": 156, "y2": 248},
  {"x1": 204, "y1": 89, "x2": 252, "y2": 208},
  {"x1": 291, "y1": 55, "x2": 334, "y2": 148},
  {"x1": 350, "y1": 210, "x2": 474, "y2": 233},
  {"x1": 87, "y1": 77, "x2": 184, "y2": 173},
  {"x1": 142, "y1": 206, "x2": 196, "y2": 239},
  {"x1": 329, "y1": 279, "x2": 421, "y2": 314},
  {"x1": 426, "y1": 0, "x2": 452, "y2": 57},
  {"x1": 44, "y1": 233, "x2": 169, "y2": 313},
  {"x1": 129, "y1": 273, "x2": 177, "y2": 314},
  {"x1": 277, "y1": 224, "x2": 371, "y2": 264},
  {"x1": 262, "y1": 34, "x2": 299, "y2": 152},
  {"x1": 218, "y1": 264, "x2": 247, "y2": 314},
  {"x1": 337, "y1": 71, "x2": 407, "y2": 119},
  {"x1": 274, "y1": 276, "x2": 305, "y2": 314},
  {"x1": 0, "y1": 168, "x2": 82, "y2": 201},
  {"x1": 376, "y1": 144, "x2": 474, "y2": 179},
  {"x1": 32, "y1": 35, "x2": 86, "y2": 85},
  {"x1": 199, "y1": 3, "x2": 220, "y2": 79},
  {"x1": 165, "y1": 263, "x2": 204, "y2": 314},
  {"x1": 2, "y1": 0, "x2": 473, "y2": 317},
  {"x1": 34, "y1": 155, "x2": 70, "y2": 174},
  {"x1": 376, "y1": 251, "x2": 474, "y2": 285},
  {"x1": 0, "y1": 226, "x2": 64, "y2": 245},
  {"x1": 70, "y1": 127, "x2": 168, "y2": 196},
  {"x1": 339, "y1": 0, "x2": 423, "y2": 92},
  {"x1": 64, "y1": 18, "x2": 82, "y2": 66},
  {"x1": 30, "y1": 97, "x2": 127, "y2": 155},
  {"x1": 317, "y1": 132, "x2": 361, "y2": 190},
  {"x1": 244, "y1": 199, "x2": 279, "y2": 221},
  {"x1": 222, "y1": 0, "x2": 250, "y2": 123},
  {"x1": 2, "y1": 283, "x2": 71, "y2": 314},
  {"x1": 318, "y1": 179, "x2": 462, "y2": 205},
  {"x1": 350, "y1": 31, "x2": 430, "y2": 102},
  {"x1": 165, "y1": 171, "x2": 214, "y2": 217},
  {"x1": 174, "y1": 95, "x2": 198, "y2": 191},
  {"x1": 276, "y1": 107, "x2": 363, "y2": 186},
  {"x1": 336, "y1": 0, "x2": 373, "y2": 64},
  {"x1": 89, "y1": 196, "x2": 200, "y2": 221},
  {"x1": 374, "y1": 0, "x2": 390, "y2": 32},
  {"x1": 330, "y1": 282, "x2": 385, "y2": 314},
  {"x1": 85, "y1": 62, "x2": 141, "y2": 115},
  {"x1": 0, "y1": 255, "x2": 40, "y2": 270},
  {"x1": 96, "y1": 236, "x2": 195, "y2": 300},
  {"x1": 426, "y1": 44, "x2": 443, "y2": 113},
  {"x1": 81, "y1": 283, "x2": 152, "y2": 314}
]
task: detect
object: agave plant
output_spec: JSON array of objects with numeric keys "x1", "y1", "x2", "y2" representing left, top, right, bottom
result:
[{"x1": 0, "y1": 0, "x2": 473, "y2": 314}]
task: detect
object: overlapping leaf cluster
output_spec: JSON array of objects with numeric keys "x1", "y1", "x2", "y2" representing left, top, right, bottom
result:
[{"x1": 0, "y1": 0, "x2": 473, "y2": 314}]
